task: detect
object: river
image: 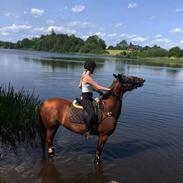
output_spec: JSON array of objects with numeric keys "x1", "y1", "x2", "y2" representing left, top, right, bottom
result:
[{"x1": 0, "y1": 48, "x2": 183, "y2": 183}]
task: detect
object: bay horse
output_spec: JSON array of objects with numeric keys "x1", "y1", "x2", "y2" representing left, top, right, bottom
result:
[{"x1": 39, "y1": 73, "x2": 145, "y2": 164}]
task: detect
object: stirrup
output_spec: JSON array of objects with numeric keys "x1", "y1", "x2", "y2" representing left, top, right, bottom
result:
[{"x1": 84, "y1": 131, "x2": 92, "y2": 139}]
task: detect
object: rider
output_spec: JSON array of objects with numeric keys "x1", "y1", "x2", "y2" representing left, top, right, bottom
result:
[{"x1": 79, "y1": 60, "x2": 111, "y2": 138}]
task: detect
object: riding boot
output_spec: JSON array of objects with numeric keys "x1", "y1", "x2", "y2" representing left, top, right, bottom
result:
[{"x1": 84, "y1": 124, "x2": 92, "y2": 139}]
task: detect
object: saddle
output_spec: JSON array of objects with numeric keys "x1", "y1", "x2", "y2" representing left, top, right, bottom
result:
[{"x1": 70, "y1": 97, "x2": 103, "y2": 129}]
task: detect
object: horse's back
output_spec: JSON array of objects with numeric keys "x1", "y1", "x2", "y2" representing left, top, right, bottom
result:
[{"x1": 39, "y1": 98, "x2": 71, "y2": 126}]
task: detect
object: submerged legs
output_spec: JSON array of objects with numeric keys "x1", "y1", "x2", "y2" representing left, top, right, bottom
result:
[
  {"x1": 46, "y1": 124, "x2": 59, "y2": 156},
  {"x1": 95, "y1": 134, "x2": 108, "y2": 165}
]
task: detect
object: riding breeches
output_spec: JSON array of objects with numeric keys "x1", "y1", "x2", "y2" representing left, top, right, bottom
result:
[{"x1": 81, "y1": 93, "x2": 95, "y2": 132}]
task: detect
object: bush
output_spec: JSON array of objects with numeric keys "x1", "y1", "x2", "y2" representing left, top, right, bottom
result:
[{"x1": 0, "y1": 84, "x2": 40, "y2": 146}]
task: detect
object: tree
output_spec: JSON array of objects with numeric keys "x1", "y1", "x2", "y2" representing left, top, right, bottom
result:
[
  {"x1": 51, "y1": 28, "x2": 56, "y2": 35},
  {"x1": 79, "y1": 35, "x2": 106, "y2": 54},
  {"x1": 168, "y1": 47, "x2": 183, "y2": 57},
  {"x1": 116, "y1": 40, "x2": 128, "y2": 50}
]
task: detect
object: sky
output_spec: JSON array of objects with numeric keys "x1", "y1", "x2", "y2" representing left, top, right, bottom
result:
[{"x1": 0, "y1": 0, "x2": 183, "y2": 49}]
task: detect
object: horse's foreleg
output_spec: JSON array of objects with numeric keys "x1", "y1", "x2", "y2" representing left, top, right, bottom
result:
[
  {"x1": 95, "y1": 133, "x2": 108, "y2": 165},
  {"x1": 47, "y1": 124, "x2": 59, "y2": 156}
]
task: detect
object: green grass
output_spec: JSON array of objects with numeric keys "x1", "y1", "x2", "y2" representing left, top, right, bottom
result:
[
  {"x1": 106, "y1": 49, "x2": 130, "y2": 55},
  {"x1": 135, "y1": 57, "x2": 183, "y2": 67},
  {"x1": 0, "y1": 84, "x2": 40, "y2": 147}
]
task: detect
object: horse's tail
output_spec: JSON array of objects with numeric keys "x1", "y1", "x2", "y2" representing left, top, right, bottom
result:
[{"x1": 38, "y1": 104, "x2": 47, "y2": 153}]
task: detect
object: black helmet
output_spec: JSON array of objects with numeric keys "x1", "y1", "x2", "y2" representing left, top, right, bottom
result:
[{"x1": 84, "y1": 61, "x2": 96, "y2": 72}]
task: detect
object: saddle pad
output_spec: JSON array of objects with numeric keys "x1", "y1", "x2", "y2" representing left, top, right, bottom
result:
[{"x1": 70, "y1": 105, "x2": 85, "y2": 123}]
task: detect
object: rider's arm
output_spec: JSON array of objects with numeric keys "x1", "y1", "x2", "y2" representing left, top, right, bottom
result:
[{"x1": 83, "y1": 75, "x2": 110, "y2": 91}]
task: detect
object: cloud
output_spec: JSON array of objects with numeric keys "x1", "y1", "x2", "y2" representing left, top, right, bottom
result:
[
  {"x1": 0, "y1": 24, "x2": 32, "y2": 33},
  {"x1": 176, "y1": 8, "x2": 183, "y2": 12},
  {"x1": 107, "y1": 33, "x2": 117, "y2": 37},
  {"x1": 31, "y1": 8, "x2": 44, "y2": 17},
  {"x1": 180, "y1": 40, "x2": 183, "y2": 44},
  {"x1": 128, "y1": 3, "x2": 137, "y2": 9},
  {"x1": 67, "y1": 21, "x2": 91, "y2": 28},
  {"x1": 21, "y1": 34, "x2": 40, "y2": 39},
  {"x1": 33, "y1": 27, "x2": 46, "y2": 32},
  {"x1": 170, "y1": 28, "x2": 183, "y2": 33},
  {"x1": 0, "y1": 32, "x2": 9, "y2": 36},
  {"x1": 114, "y1": 23, "x2": 123, "y2": 28},
  {"x1": 4, "y1": 12, "x2": 20, "y2": 18},
  {"x1": 48, "y1": 26, "x2": 76, "y2": 34},
  {"x1": 149, "y1": 16, "x2": 156, "y2": 20},
  {"x1": 94, "y1": 32, "x2": 106, "y2": 37},
  {"x1": 120, "y1": 33, "x2": 136, "y2": 39},
  {"x1": 151, "y1": 38, "x2": 171, "y2": 44},
  {"x1": 71, "y1": 5, "x2": 85, "y2": 13},
  {"x1": 154, "y1": 34, "x2": 162, "y2": 38},
  {"x1": 47, "y1": 19, "x2": 56, "y2": 25},
  {"x1": 131, "y1": 36, "x2": 148, "y2": 42}
]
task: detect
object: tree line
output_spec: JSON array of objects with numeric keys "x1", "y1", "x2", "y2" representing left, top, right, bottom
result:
[
  {"x1": 0, "y1": 32, "x2": 183, "y2": 58},
  {"x1": 0, "y1": 32, "x2": 107, "y2": 54}
]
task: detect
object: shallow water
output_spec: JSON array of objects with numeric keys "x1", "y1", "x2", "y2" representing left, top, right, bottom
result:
[{"x1": 0, "y1": 49, "x2": 183, "y2": 183}]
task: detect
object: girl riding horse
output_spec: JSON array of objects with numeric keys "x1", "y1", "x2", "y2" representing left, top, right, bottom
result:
[
  {"x1": 39, "y1": 72, "x2": 145, "y2": 164},
  {"x1": 78, "y1": 60, "x2": 110, "y2": 138}
]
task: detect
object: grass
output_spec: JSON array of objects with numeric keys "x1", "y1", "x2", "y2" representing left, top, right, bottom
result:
[
  {"x1": 134, "y1": 57, "x2": 183, "y2": 67},
  {"x1": 106, "y1": 50, "x2": 183, "y2": 67},
  {"x1": 106, "y1": 49, "x2": 130, "y2": 55},
  {"x1": 0, "y1": 84, "x2": 41, "y2": 147}
]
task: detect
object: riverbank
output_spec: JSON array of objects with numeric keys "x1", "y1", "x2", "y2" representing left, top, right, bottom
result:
[
  {"x1": 1, "y1": 48, "x2": 183, "y2": 68},
  {"x1": 130, "y1": 57, "x2": 183, "y2": 67}
]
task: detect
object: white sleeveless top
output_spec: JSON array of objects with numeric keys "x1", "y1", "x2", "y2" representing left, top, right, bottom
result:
[{"x1": 82, "y1": 83, "x2": 93, "y2": 93}]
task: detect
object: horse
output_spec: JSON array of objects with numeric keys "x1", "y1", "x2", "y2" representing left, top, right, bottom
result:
[{"x1": 39, "y1": 73, "x2": 145, "y2": 164}]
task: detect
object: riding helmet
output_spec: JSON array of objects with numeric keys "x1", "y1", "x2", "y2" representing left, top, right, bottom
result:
[{"x1": 84, "y1": 61, "x2": 96, "y2": 72}]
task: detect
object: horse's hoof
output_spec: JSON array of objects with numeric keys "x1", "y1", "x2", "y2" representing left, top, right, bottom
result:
[
  {"x1": 48, "y1": 147, "x2": 54, "y2": 157},
  {"x1": 94, "y1": 155, "x2": 102, "y2": 166}
]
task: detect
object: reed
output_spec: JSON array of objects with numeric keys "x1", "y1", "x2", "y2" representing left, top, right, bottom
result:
[{"x1": 0, "y1": 84, "x2": 40, "y2": 146}]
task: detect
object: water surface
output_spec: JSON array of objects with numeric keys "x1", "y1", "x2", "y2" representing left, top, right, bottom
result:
[{"x1": 0, "y1": 49, "x2": 183, "y2": 183}]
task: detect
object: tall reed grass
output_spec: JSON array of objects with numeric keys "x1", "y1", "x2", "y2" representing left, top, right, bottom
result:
[{"x1": 0, "y1": 84, "x2": 40, "y2": 146}]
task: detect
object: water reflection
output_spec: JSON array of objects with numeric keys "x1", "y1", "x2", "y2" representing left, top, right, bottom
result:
[
  {"x1": 38, "y1": 159, "x2": 109, "y2": 183},
  {"x1": 22, "y1": 57, "x2": 105, "y2": 73}
]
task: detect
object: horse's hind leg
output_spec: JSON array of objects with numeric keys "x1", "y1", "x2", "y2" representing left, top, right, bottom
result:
[
  {"x1": 47, "y1": 123, "x2": 59, "y2": 156},
  {"x1": 95, "y1": 133, "x2": 108, "y2": 165}
]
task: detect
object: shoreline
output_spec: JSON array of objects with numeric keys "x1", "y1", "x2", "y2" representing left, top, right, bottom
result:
[{"x1": 1, "y1": 48, "x2": 183, "y2": 68}]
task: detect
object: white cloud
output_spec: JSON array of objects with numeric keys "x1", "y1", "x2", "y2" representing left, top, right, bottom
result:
[
  {"x1": 94, "y1": 32, "x2": 106, "y2": 37},
  {"x1": 67, "y1": 21, "x2": 91, "y2": 28},
  {"x1": 176, "y1": 8, "x2": 183, "y2": 12},
  {"x1": 170, "y1": 28, "x2": 183, "y2": 33},
  {"x1": 107, "y1": 33, "x2": 117, "y2": 37},
  {"x1": 0, "y1": 24, "x2": 32, "y2": 33},
  {"x1": 149, "y1": 16, "x2": 156, "y2": 20},
  {"x1": 128, "y1": 3, "x2": 137, "y2": 9},
  {"x1": 131, "y1": 36, "x2": 148, "y2": 42},
  {"x1": 0, "y1": 32, "x2": 9, "y2": 36},
  {"x1": 33, "y1": 27, "x2": 46, "y2": 32},
  {"x1": 22, "y1": 34, "x2": 40, "y2": 39},
  {"x1": 4, "y1": 12, "x2": 20, "y2": 18},
  {"x1": 48, "y1": 26, "x2": 76, "y2": 34},
  {"x1": 71, "y1": 5, "x2": 85, "y2": 13},
  {"x1": 47, "y1": 19, "x2": 56, "y2": 25},
  {"x1": 114, "y1": 23, "x2": 123, "y2": 28},
  {"x1": 154, "y1": 34, "x2": 162, "y2": 38},
  {"x1": 120, "y1": 33, "x2": 136, "y2": 39},
  {"x1": 151, "y1": 38, "x2": 171, "y2": 44},
  {"x1": 31, "y1": 8, "x2": 44, "y2": 17},
  {"x1": 180, "y1": 40, "x2": 183, "y2": 44}
]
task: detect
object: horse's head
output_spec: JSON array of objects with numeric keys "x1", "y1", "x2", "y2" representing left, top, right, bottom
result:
[{"x1": 110, "y1": 73, "x2": 145, "y2": 97}]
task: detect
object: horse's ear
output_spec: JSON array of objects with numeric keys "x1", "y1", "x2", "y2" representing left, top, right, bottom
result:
[
  {"x1": 118, "y1": 74, "x2": 122, "y2": 81},
  {"x1": 113, "y1": 74, "x2": 118, "y2": 79}
]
